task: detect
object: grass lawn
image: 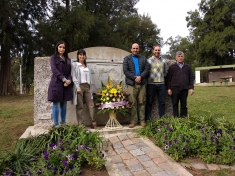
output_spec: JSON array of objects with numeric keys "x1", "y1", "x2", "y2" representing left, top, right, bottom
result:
[{"x1": 0, "y1": 95, "x2": 34, "y2": 155}]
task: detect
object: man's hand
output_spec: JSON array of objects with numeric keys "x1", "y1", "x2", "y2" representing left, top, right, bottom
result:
[
  {"x1": 168, "y1": 89, "x2": 172, "y2": 96},
  {"x1": 135, "y1": 76, "x2": 141, "y2": 83},
  {"x1": 189, "y1": 89, "x2": 194, "y2": 95},
  {"x1": 77, "y1": 89, "x2": 81, "y2": 93}
]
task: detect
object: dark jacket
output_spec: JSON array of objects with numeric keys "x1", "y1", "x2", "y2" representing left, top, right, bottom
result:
[
  {"x1": 48, "y1": 54, "x2": 73, "y2": 102},
  {"x1": 167, "y1": 62, "x2": 194, "y2": 90},
  {"x1": 123, "y1": 54, "x2": 150, "y2": 86}
]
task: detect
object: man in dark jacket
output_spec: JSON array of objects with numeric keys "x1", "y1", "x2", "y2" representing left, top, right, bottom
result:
[
  {"x1": 123, "y1": 43, "x2": 150, "y2": 128},
  {"x1": 167, "y1": 51, "x2": 194, "y2": 117}
]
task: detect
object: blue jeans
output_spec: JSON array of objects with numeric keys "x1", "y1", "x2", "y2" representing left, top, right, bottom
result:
[
  {"x1": 145, "y1": 84, "x2": 166, "y2": 120},
  {"x1": 52, "y1": 101, "x2": 67, "y2": 126}
]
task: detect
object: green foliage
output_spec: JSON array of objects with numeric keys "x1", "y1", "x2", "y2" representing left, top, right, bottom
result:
[
  {"x1": 0, "y1": 125, "x2": 106, "y2": 175},
  {"x1": 186, "y1": 0, "x2": 235, "y2": 66},
  {"x1": 137, "y1": 115, "x2": 235, "y2": 165}
]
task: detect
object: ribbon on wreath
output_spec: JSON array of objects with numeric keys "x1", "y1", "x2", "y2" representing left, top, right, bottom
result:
[{"x1": 98, "y1": 100, "x2": 128, "y2": 109}]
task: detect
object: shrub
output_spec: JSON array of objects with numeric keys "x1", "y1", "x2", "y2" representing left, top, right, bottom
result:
[{"x1": 137, "y1": 115, "x2": 235, "y2": 165}]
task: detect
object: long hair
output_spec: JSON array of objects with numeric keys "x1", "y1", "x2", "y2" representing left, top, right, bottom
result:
[
  {"x1": 77, "y1": 49, "x2": 87, "y2": 66},
  {"x1": 55, "y1": 41, "x2": 68, "y2": 58}
]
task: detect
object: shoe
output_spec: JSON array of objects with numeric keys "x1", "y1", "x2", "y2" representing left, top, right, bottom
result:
[
  {"x1": 140, "y1": 121, "x2": 146, "y2": 127},
  {"x1": 91, "y1": 124, "x2": 97, "y2": 129},
  {"x1": 129, "y1": 123, "x2": 136, "y2": 128}
]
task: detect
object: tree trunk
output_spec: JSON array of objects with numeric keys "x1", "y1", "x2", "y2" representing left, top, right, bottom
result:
[{"x1": 0, "y1": 42, "x2": 17, "y2": 95}]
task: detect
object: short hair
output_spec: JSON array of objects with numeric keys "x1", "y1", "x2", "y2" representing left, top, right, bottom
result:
[
  {"x1": 175, "y1": 51, "x2": 184, "y2": 56},
  {"x1": 152, "y1": 45, "x2": 161, "y2": 50}
]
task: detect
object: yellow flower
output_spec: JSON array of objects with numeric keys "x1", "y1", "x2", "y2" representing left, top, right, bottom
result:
[
  {"x1": 106, "y1": 97, "x2": 109, "y2": 100},
  {"x1": 109, "y1": 88, "x2": 117, "y2": 94}
]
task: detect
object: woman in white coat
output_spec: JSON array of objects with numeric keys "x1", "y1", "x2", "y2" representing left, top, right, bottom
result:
[{"x1": 71, "y1": 49, "x2": 97, "y2": 129}]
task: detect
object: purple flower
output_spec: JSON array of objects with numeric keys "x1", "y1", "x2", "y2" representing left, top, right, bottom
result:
[
  {"x1": 59, "y1": 138, "x2": 63, "y2": 143},
  {"x1": 53, "y1": 167, "x2": 58, "y2": 173},
  {"x1": 60, "y1": 145, "x2": 64, "y2": 150},
  {"x1": 78, "y1": 171, "x2": 82, "y2": 176},
  {"x1": 62, "y1": 159, "x2": 68, "y2": 167},
  {"x1": 80, "y1": 145, "x2": 85, "y2": 149},
  {"x1": 201, "y1": 126, "x2": 205, "y2": 129},
  {"x1": 164, "y1": 136, "x2": 168, "y2": 140},
  {"x1": 5, "y1": 171, "x2": 11, "y2": 176},
  {"x1": 164, "y1": 145, "x2": 169, "y2": 150},
  {"x1": 216, "y1": 139, "x2": 219, "y2": 144},
  {"x1": 72, "y1": 154, "x2": 78, "y2": 160},
  {"x1": 174, "y1": 139, "x2": 178, "y2": 144},
  {"x1": 166, "y1": 122, "x2": 169, "y2": 126},
  {"x1": 182, "y1": 147, "x2": 187, "y2": 152},
  {"x1": 160, "y1": 124, "x2": 164, "y2": 126},
  {"x1": 75, "y1": 146, "x2": 79, "y2": 151},
  {"x1": 233, "y1": 146, "x2": 235, "y2": 151},
  {"x1": 186, "y1": 139, "x2": 190, "y2": 143},
  {"x1": 210, "y1": 137, "x2": 214, "y2": 141},
  {"x1": 157, "y1": 129, "x2": 161, "y2": 132},
  {"x1": 65, "y1": 167, "x2": 69, "y2": 172},
  {"x1": 217, "y1": 129, "x2": 222, "y2": 135},
  {"x1": 49, "y1": 143, "x2": 56, "y2": 149},
  {"x1": 169, "y1": 141, "x2": 172, "y2": 146},
  {"x1": 37, "y1": 169, "x2": 42, "y2": 175},
  {"x1": 101, "y1": 153, "x2": 104, "y2": 158},
  {"x1": 58, "y1": 153, "x2": 62, "y2": 157},
  {"x1": 233, "y1": 138, "x2": 235, "y2": 143},
  {"x1": 168, "y1": 128, "x2": 172, "y2": 131},
  {"x1": 43, "y1": 150, "x2": 49, "y2": 160}
]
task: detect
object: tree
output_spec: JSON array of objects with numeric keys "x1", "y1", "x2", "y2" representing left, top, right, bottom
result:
[
  {"x1": 186, "y1": 0, "x2": 235, "y2": 66},
  {"x1": 0, "y1": 0, "x2": 48, "y2": 95}
]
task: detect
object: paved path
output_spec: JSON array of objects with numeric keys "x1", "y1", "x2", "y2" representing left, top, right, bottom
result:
[{"x1": 102, "y1": 129, "x2": 192, "y2": 176}]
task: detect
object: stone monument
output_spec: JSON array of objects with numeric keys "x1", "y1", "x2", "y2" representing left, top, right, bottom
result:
[{"x1": 34, "y1": 46, "x2": 173, "y2": 127}]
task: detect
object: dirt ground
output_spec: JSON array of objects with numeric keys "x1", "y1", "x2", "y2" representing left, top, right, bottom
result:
[{"x1": 81, "y1": 164, "x2": 109, "y2": 176}]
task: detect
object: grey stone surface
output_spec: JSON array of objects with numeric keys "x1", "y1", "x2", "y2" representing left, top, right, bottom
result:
[
  {"x1": 191, "y1": 163, "x2": 207, "y2": 170},
  {"x1": 126, "y1": 144, "x2": 138, "y2": 151},
  {"x1": 113, "y1": 142, "x2": 123, "y2": 149},
  {"x1": 166, "y1": 170, "x2": 181, "y2": 176},
  {"x1": 119, "y1": 171, "x2": 133, "y2": 176},
  {"x1": 128, "y1": 164, "x2": 144, "y2": 172},
  {"x1": 140, "y1": 146, "x2": 154, "y2": 153},
  {"x1": 116, "y1": 163, "x2": 127, "y2": 171},
  {"x1": 207, "y1": 164, "x2": 220, "y2": 170},
  {"x1": 111, "y1": 155, "x2": 122, "y2": 163},
  {"x1": 141, "y1": 160, "x2": 156, "y2": 168},
  {"x1": 146, "y1": 166, "x2": 163, "y2": 174},
  {"x1": 136, "y1": 155, "x2": 151, "y2": 162},
  {"x1": 115, "y1": 147, "x2": 128, "y2": 154},
  {"x1": 118, "y1": 134, "x2": 128, "y2": 141},
  {"x1": 135, "y1": 142, "x2": 147, "y2": 148},
  {"x1": 130, "y1": 149, "x2": 145, "y2": 156},
  {"x1": 152, "y1": 171, "x2": 170, "y2": 176}
]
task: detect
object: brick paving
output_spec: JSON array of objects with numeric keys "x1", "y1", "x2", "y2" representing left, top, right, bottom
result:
[
  {"x1": 103, "y1": 130, "x2": 235, "y2": 176},
  {"x1": 106, "y1": 133, "x2": 184, "y2": 176}
]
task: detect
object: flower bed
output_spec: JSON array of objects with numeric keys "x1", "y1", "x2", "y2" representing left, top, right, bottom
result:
[
  {"x1": 137, "y1": 115, "x2": 235, "y2": 165},
  {"x1": 1, "y1": 125, "x2": 106, "y2": 175}
]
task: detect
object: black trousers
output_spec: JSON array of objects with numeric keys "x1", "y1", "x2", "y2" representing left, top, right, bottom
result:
[{"x1": 171, "y1": 88, "x2": 188, "y2": 117}]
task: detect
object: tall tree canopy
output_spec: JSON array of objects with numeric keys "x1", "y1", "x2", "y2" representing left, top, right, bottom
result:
[
  {"x1": 0, "y1": 0, "x2": 49, "y2": 95},
  {"x1": 186, "y1": 0, "x2": 235, "y2": 66},
  {"x1": 0, "y1": 0, "x2": 162, "y2": 95}
]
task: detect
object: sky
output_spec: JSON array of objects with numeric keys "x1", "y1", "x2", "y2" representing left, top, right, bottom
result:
[{"x1": 135, "y1": 0, "x2": 201, "y2": 54}]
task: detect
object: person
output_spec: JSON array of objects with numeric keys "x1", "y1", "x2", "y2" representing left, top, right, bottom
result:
[
  {"x1": 145, "y1": 45, "x2": 168, "y2": 120},
  {"x1": 167, "y1": 51, "x2": 194, "y2": 117},
  {"x1": 123, "y1": 43, "x2": 150, "y2": 128},
  {"x1": 71, "y1": 49, "x2": 97, "y2": 129},
  {"x1": 48, "y1": 41, "x2": 73, "y2": 126}
]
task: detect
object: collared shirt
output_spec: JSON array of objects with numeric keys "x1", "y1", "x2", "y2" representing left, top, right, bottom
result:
[{"x1": 177, "y1": 62, "x2": 184, "y2": 68}]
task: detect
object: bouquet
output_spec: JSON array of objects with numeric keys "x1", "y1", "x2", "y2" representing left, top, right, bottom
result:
[{"x1": 95, "y1": 77, "x2": 130, "y2": 115}]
